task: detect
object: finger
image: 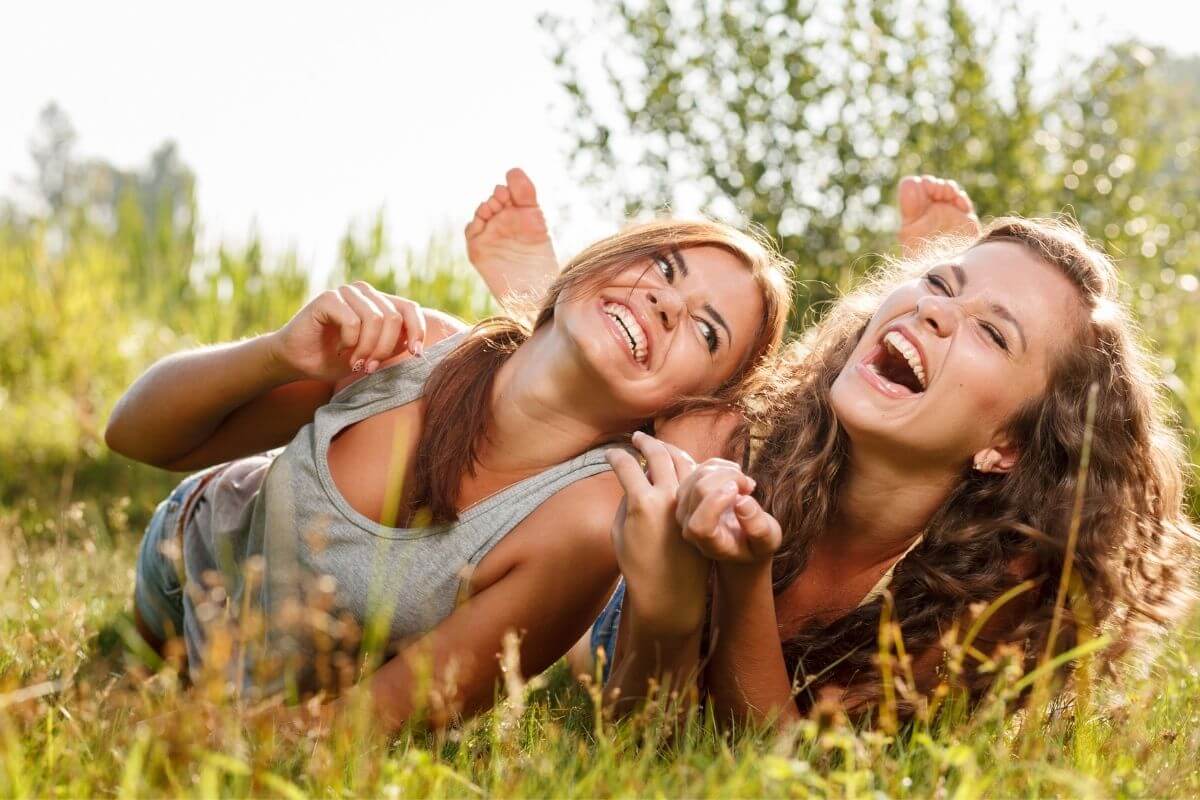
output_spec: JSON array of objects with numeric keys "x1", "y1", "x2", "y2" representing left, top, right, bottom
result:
[
  {"x1": 681, "y1": 479, "x2": 740, "y2": 554},
  {"x1": 734, "y1": 495, "x2": 783, "y2": 557},
  {"x1": 312, "y1": 291, "x2": 362, "y2": 352},
  {"x1": 340, "y1": 284, "x2": 385, "y2": 369},
  {"x1": 358, "y1": 289, "x2": 402, "y2": 371},
  {"x1": 660, "y1": 441, "x2": 696, "y2": 484},
  {"x1": 606, "y1": 449, "x2": 652, "y2": 496},
  {"x1": 679, "y1": 462, "x2": 754, "y2": 523},
  {"x1": 390, "y1": 296, "x2": 427, "y2": 356},
  {"x1": 631, "y1": 431, "x2": 677, "y2": 488}
]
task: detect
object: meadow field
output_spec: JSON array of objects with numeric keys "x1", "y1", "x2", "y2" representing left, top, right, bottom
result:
[
  {"x1": 4, "y1": 2, "x2": 1200, "y2": 792},
  {"x1": 1, "y1": 191, "x2": 1199, "y2": 796}
]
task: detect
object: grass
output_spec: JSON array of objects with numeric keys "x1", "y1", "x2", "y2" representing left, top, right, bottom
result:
[
  {"x1": 3, "y1": 512, "x2": 1200, "y2": 797},
  {"x1": 2, "y1": 213, "x2": 1199, "y2": 796}
]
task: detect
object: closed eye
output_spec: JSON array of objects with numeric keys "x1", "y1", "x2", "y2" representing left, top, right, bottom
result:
[
  {"x1": 981, "y1": 321, "x2": 1009, "y2": 351},
  {"x1": 925, "y1": 274, "x2": 951, "y2": 295}
]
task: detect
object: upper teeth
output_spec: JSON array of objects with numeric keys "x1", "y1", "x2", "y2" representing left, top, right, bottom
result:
[
  {"x1": 603, "y1": 302, "x2": 648, "y2": 364},
  {"x1": 884, "y1": 331, "x2": 926, "y2": 389}
]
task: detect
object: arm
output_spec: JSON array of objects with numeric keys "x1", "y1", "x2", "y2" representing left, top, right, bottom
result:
[
  {"x1": 600, "y1": 434, "x2": 727, "y2": 714},
  {"x1": 359, "y1": 478, "x2": 622, "y2": 732},
  {"x1": 106, "y1": 283, "x2": 463, "y2": 470},
  {"x1": 708, "y1": 562, "x2": 803, "y2": 727},
  {"x1": 674, "y1": 459, "x2": 801, "y2": 727}
]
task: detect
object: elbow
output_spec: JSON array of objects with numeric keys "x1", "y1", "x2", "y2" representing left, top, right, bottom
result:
[{"x1": 103, "y1": 404, "x2": 133, "y2": 458}]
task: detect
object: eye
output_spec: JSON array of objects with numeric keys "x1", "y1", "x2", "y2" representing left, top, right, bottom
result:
[
  {"x1": 925, "y1": 274, "x2": 951, "y2": 295},
  {"x1": 696, "y1": 317, "x2": 720, "y2": 354},
  {"x1": 654, "y1": 254, "x2": 675, "y2": 283},
  {"x1": 981, "y1": 322, "x2": 1009, "y2": 351}
]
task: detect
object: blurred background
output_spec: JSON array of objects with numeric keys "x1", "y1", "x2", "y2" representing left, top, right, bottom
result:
[{"x1": 2, "y1": 0, "x2": 1198, "y2": 522}]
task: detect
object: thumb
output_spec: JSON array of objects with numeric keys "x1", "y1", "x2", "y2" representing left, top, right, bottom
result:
[{"x1": 734, "y1": 495, "x2": 781, "y2": 556}]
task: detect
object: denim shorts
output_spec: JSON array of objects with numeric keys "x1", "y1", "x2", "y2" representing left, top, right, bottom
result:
[
  {"x1": 588, "y1": 579, "x2": 626, "y2": 683},
  {"x1": 133, "y1": 470, "x2": 211, "y2": 642}
]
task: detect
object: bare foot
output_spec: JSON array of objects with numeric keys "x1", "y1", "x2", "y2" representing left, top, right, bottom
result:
[
  {"x1": 465, "y1": 167, "x2": 560, "y2": 307},
  {"x1": 898, "y1": 175, "x2": 981, "y2": 256}
]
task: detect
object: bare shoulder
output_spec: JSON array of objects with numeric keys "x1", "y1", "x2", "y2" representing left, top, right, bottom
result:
[{"x1": 469, "y1": 470, "x2": 621, "y2": 596}]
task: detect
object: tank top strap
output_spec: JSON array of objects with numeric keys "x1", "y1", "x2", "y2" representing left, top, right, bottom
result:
[{"x1": 457, "y1": 444, "x2": 617, "y2": 564}]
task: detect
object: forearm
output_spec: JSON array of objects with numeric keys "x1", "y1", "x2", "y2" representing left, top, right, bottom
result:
[
  {"x1": 707, "y1": 561, "x2": 802, "y2": 727},
  {"x1": 105, "y1": 333, "x2": 300, "y2": 467},
  {"x1": 604, "y1": 600, "x2": 703, "y2": 717}
]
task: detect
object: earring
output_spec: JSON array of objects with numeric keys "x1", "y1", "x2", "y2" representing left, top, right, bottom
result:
[{"x1": 973, "y1": 455, "x2": 988, "y2": 472}]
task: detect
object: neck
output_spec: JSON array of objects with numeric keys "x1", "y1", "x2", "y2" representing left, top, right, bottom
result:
[
  {"x1": 480, "y1": 325, "x2": 640, "y2": 477},
  {"x1": 821, "y1": 446, "x2": 956, "y2": 569}
]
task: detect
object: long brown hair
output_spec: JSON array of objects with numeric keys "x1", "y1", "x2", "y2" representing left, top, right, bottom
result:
[
  {"x1": 409, "y1": 219, "x2": 792, "y2": 524},
  {"x1": 749, "y1": 217, "x2": 1197, "y2": 712}
]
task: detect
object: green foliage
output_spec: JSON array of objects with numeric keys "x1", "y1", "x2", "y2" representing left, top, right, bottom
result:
[
  {"x1": 541, "y1": 2, "x2": 1200, "y2": 324},
  {"x1": 0, "y1": 107, "x2": 494, "y2": 521}
]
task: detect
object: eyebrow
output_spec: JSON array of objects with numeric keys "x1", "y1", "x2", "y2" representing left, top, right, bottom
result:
[
  {"x1": 950, "y1": 263, "x2": 967, "y2": 288},
  {"x1": 669, "y1": 247, "x2": 689, "y2": 278}
]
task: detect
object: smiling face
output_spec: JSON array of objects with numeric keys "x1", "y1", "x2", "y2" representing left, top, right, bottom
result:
[
  {"x1": 553, "y1": 245, "x2": 766, "y2": 417},
  {"x1": 829, "y1": 240, "x2": 1084, "y2": 470}
]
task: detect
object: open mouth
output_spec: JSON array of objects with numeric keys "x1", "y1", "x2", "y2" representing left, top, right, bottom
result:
[
  {"x1": 602, "y1": 301, "x2": 649, "y2": 365},
  {"x1": 863, "y1": 330, "x2": 927, "y2": 395}
]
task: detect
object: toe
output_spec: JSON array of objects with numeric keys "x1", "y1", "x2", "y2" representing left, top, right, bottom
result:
[
  {"x1": 495, "y1": 185, "x2": 512, "y2": 206},
  {"x1": 507, "y1": 167, "x2": 539, "y2": 206},
  {"x1": 476, "y1": 201, "x2": 493, "y2": 221},
  {"x1": 487, "y1": 196, "x2": 504, "y2": 215},
  {"x1": 465, "y1": 218, "x2": 484, "y2": 238}
]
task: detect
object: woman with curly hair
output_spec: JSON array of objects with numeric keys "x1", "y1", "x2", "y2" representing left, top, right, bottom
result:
[{"x1": 478, "y1": 172, "x2": 1196, "y2": 722}]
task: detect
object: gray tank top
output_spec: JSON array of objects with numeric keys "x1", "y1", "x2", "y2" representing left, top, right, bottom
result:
[{"x1": 179, "y1": 331, "x2": 614, "y2": 693}]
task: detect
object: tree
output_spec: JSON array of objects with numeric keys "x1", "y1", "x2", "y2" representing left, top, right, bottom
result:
[{"x1": 541, "y1": 1, "x2": 1196, "y2": 329}]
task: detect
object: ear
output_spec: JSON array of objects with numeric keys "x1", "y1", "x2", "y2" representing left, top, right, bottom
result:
[{"x1": 972, "y1": 441, "x2": 1019, "y2": 474}]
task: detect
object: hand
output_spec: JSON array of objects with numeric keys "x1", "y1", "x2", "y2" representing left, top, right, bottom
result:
[
  {"x1": 676, "y1": 459, "x2": 781, "y2": 564},
  {"x1": 605, "y1": 431, "x2": 710, "y2": 636},
  {"x1": 268, "y1": 281, "x2": 428, "y2": 382}
]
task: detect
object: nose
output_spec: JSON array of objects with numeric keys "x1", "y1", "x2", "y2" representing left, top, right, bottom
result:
[
  {"x1": 916, "y1": 294, "x2": 960, "y2": 338},
  {"x1": 646, "y1": 288, "x2": 684, "y2": 331}
]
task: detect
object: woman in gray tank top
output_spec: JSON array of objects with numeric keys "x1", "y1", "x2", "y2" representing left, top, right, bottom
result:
[{"x1": 109, "y1": 174, "x2": 792, "y2": 731}]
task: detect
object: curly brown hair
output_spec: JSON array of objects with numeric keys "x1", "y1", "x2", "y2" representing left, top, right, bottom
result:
[{"x1": 748, "y1": 216, "x2": 1198, "y2": 713}]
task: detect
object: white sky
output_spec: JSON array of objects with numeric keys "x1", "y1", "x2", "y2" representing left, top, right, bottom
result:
[{"x1": 2, "y1": 0, "x2": 1198, "y2": 282}]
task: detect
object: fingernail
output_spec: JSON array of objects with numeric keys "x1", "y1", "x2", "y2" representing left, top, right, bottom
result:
[
  {"x1": 366, "y1": 360, "x2": 379, "y2": 374},
  {"x1": 412, "y1": 341, "x2": 424, "y2": 357},
  {"x1": 747, "y1": 478, "x2": 757, "y2": 491},
  {"x1": 352, "y1": 359, "x2": 364, "y2": 372}
]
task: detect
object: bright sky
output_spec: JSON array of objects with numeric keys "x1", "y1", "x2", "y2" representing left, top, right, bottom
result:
[{"x1": 2, "y1": 1, "x2": 1197, "y2": 282}]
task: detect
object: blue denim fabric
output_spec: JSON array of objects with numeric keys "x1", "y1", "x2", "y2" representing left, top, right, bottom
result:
[
  {"x1": 133, "y1": 472, "x2": 207, "y2": 642},
  {"x1": 588, "y1": 579, "x2": 626, "y2": 683}
]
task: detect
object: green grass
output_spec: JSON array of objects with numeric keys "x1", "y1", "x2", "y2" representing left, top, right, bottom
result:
[
  {"x1": 2, "y1": 214, "x2": 1199, "y2": 797},
  {"x1": 3, "y1": 519, "x2": 1199, "y2": 797}
]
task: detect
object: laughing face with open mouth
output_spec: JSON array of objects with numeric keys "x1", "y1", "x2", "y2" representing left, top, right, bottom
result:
[
  {"x1": 554, "y1": 244, "x2": 769, "y2": 420},
  {"x1": 830, "y1": 239, "x2": 1084, "y2": 472}
]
